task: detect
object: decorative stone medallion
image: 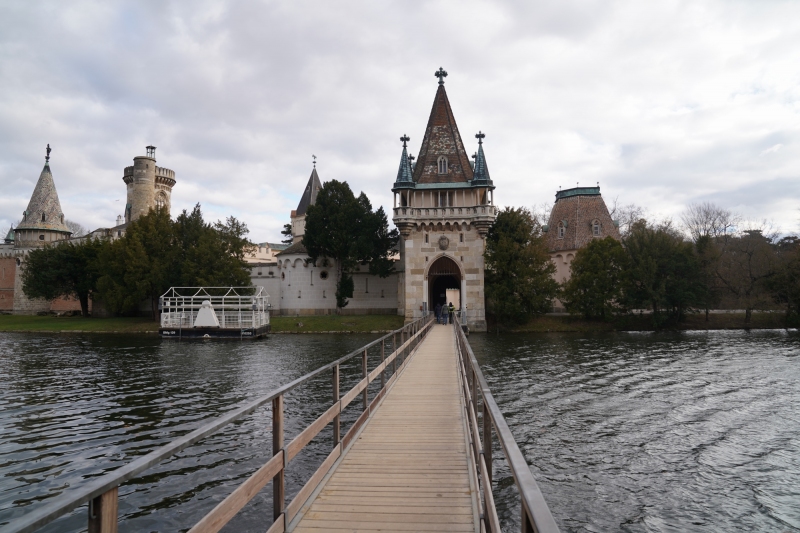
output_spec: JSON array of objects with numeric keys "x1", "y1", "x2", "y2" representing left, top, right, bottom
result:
[{"x1": 438, "y1": 236, "x2": 450, "y2": 250}]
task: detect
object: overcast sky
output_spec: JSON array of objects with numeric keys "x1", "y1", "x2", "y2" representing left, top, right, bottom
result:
[{"x1": 1, "y1": 0, "x2": 799, "y2": 241}]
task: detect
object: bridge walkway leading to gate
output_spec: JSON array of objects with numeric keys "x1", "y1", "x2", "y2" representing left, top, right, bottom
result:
[
  {"x1": 290, "y1": 324, "x2": 478, "y2": 532},
  {"x1": 7, "y1": 315, "x2": 560, "y2": 533}
]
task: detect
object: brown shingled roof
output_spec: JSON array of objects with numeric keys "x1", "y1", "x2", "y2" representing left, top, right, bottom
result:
[
  {"x1": 412, "y1": 85, "x2": 474, "y2": 184},
  {"x1": 16, "y1": 162, "x2": 71, "y2": 234},
  {"x1": 546, "y1": 190, "x2": 620, "y2": 252}
]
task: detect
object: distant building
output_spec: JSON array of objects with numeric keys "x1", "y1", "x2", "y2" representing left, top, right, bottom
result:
[
  {"x1": 544, "y1": 185, "x2": 621, "y2": 289},
  {"x1": 1, "y1": 145, "x2": 175, "y2": 314}
]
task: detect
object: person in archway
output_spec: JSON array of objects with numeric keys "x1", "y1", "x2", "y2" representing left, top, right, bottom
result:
[
  {"x1": 448, "y1": 302, "x2": 455, "y2": 324},
  {"x1": 434, "y1": 302, "x2": 442, "y2": 324}
]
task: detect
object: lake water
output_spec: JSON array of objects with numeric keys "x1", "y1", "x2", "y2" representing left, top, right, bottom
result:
[{"x1": 0, "y1": 330, "x2": 798, "y2": 532}]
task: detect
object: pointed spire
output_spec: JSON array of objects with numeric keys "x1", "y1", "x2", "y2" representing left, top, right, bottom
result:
[
  {"x1": 412, "y1": 73, "x2": 474, "y2": 184},
  {"x1": 472, "y1": 131, "x2": 492, "y2": 186},
  {"x1": 295, "y1": 165, "x2": 322, "y2": 216},
  {"x1": 16, "y1": 155, "x2": 71, "y2": 234},
  {"x1": 394, "y1": 135, "x2": 414, "y2": 188}
]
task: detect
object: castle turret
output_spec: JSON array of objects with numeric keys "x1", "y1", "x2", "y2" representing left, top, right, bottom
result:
[
  {"x1": 290, "y1": 165, "x2": 322, "y2": 240},
  {"x1": 14, "y1": 144, "x2": 72, "y2": 248},
  {"x1": 123, "y1": 146, "x2": 175, "y2": 223}
]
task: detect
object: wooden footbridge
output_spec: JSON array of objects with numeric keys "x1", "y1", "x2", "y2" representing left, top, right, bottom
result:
[{"x1": 7, "y1": 316, "x2": 559, "y2": 533}]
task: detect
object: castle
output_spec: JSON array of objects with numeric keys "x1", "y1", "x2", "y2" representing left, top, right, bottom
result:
[
  {"x1": 2, "y1": 70, "x2": 619, "y2": 326},
  {"x1": 0, "y1": 146, "x2": 176, "y2": 314}
]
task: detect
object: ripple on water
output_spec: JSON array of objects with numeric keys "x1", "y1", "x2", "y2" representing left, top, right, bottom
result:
[{"x1": 469, "y1": 329, "x2": 800, "y2": 533}]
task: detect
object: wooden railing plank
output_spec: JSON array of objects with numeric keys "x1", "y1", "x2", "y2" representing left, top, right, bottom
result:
[
  {"x1": 87, "y1": 487, "x2": 117, "y2": 533},
  {"x1": 285, "y1": 443, "x2": 342, "y2": 522},
  {"x1": 285, "y1": 402, "x2": 341, "y2": 462},
  {"x1": 187, "y1": 453, "x2": 283, "y2": 533}
]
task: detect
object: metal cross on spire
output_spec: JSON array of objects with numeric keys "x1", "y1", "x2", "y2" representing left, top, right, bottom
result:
[
  {"x1": 45, "y1": 144, "x2": 51, "y2": 162},
  {"x1": 435, "y1": 67, "x2": 448, "y2": 85},
  {"x1": 400, "y1": 134, "x2": 410, "y2": 148},
  {"x1": 312, "y1": 154, "x2": 317, "y2": 168},
  {"x1": 475, "y1": 131, "x2": 485, "y2": 145}
]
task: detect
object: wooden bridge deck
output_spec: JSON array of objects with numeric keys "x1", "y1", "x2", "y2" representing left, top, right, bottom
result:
[{"x1": 291, "y1": 324, "x2": 479, "y2": 533}]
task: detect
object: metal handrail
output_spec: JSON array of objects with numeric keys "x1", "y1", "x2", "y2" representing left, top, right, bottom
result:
[
  {"x1": 453, "y1": 316, "x2": 560, "y2": 533},
  {"x1": 5, "y1": 315, "x2": 434, "y2": 533}
]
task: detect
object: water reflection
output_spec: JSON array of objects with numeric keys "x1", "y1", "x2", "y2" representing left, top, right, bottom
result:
[{"x1": 469, "y1": 330, "x2": 800, "y2": 533}]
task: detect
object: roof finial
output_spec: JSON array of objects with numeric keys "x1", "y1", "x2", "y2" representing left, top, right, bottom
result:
[
  {"x1": 472, "y1": 152, "x2": 477, "y2": 160},
  {"x1": 312, "y1": 154, "x2": 317, "y2": 168},
  {"x1": 435, "y1": 67, "x2": 448, "y2": 85},
  {"x1": 400, "y1": 134, "x2": 410, "y2": 148},
  {"x1": 475, "y1": 131, "x2": 485, "y2": 145},
  {"x1": 45, "y1": 144, "x2": 51, "y2": 163},
  {"x1": 408, "y1": 154, "x2": 415, "y2": 163}
]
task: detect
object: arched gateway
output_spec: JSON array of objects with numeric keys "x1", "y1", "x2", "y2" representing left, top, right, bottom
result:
[
  {"x1": 391, "y1": 70, "x2": 496, "y2": 331},
  {"x1": 427, "y1": 255, "x2": 462, "y2": 310}
]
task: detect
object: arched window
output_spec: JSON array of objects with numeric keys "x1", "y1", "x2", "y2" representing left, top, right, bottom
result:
[
  {"x1": 155, "y1": 192, "x2": 167, "y2": 209},
  {"x1": 400, "y1": 193, "x2": 407, "y2": 207},
  {"x1": 558, "y1": 221, "x2": 566, "y2": 239},
  {"x1": 437, "y1": 156, "x2": 448, "y2": 174},
  {"x1": 592, "y1": 220, "x2": 601, "y2": 237},
  {"x1": 41, "y1": 213, "x2": 46, "y2": 222}
]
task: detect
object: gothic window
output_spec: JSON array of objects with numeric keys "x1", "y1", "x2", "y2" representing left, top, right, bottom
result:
[
  {"x1": 558, "y1": 222, "x2": 566, "y2": 239},
  {"x1": 437, "y1": 156, "x2": 448, "y2": 174},
  {"x1": 155, "y1": 192, "x2": 167, "y2": 209},
  {"x1": 460, "y1": 233, "x2": 463, "y2": 243},
  {"x1": 41, "y1": 213, "x2": 46, "y2": 222},
  {"x1": 592, "y1": 220, "x2": 601, "y2": 237},
  {"x1": 425, "y1": 234, "x2": 429, "y2": 244}
]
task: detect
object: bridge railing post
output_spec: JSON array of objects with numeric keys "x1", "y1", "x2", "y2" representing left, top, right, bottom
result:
[
  {"x1": 362, "y1": 349, "x2": 368, "y2": 410},
  {"x1": 332, "y1": 365, "x2": 340, "y2": 445},
  {"x1": 380, "y1": 338, "x2": 386, "y2": 389},
  {"x1": 272, "y1": 395, "x2": 285, "y2": 523},
  {"x1": 88, "y1": 487, "x2": 118, "y2": 533},
  {"x1": 483, "y1": 401, "x2": 492, "y2": 485}
]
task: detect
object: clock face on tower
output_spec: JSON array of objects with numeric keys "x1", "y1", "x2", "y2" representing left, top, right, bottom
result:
[{"x1": 438, "y1": 236, "x2": 450, "y2": 251}]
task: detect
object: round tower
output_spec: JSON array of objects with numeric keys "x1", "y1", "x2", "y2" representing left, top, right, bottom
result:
[{"x1": 123, "y1": 146, "x2": 175, "y2": 223}]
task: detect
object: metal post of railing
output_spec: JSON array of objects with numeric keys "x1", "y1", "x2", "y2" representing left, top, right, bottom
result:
[
  {"x1": 87, "y1": 487, "x2": 118, "y2": 533},
  {"x1": 332, "y1": 365, "x2": 340, "y2": 445},
  {"x1": 362, "y1": 349, "x2": 368, "y2": 410},
  {"x1": 393, "y1": 332, "x2": 397, "y2": 375},
  {"x1": 272, "y1": 395, "x2": 285, "y2": 522}
]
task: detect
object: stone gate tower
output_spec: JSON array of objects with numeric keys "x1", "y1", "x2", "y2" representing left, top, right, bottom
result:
[
  {"x1": 123, "y1": 146, "x2": 176, "y2": 223},
  {"x1": 392, "y1": 68, "x2": 496, "y2": 332}
]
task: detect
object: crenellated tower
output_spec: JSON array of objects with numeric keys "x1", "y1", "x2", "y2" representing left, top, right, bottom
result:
[
  {"x1": 391, "y1": 68, "x2": 496, "y2": 331},
  {"x1": 123, "y1": 146, "x2": 176, "y2": 223}
]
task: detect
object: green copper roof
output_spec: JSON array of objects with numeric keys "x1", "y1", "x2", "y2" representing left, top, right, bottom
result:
[
  {"x1": 471, "y1": 135, "x2": 492, "y2": 186},
  {"x1": 394, "y1": 136, "x2": 414, "y2": 189},
  {"x1": 555, "y1": 186, "x2": 600, "y2": 200}
]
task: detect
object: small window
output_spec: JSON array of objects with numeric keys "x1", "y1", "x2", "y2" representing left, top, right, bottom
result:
[
  {"x1": 425, "y1": 234, "x2": 429, "y2": 244},
  {"x1": 281, "y1": 272, "x2": 285, "y2": 280},
  {"x1": 320, "y1": 271, "x2": 328, "y2": 280},
  {"x1": 257, "y1": 270, "x2": 262, "y2": 276},
  {"x1": 437, "y1": 156, "x2": 448, "y2": 174},
  {"x1": 459, "y1": 233, "x2": 463, "y2": 243},
  {"x1": 41, "y1": 213, "x2": 46, "y2": 222},
  {"x1": 298, "y1": 290, "x2": 301, "y2": 298},
  {"x1": 592, "y1": 220, "x2": 601, "y2": 237},
  {"x1": 39, "y1": 234, "x2": 44, "y2": 240},
  {"x1": 365, "y1": 279, "x2": 369, "y2": 293},
  {"x1": 558, "y1": 222, "x2": 566, "y2": 239}
]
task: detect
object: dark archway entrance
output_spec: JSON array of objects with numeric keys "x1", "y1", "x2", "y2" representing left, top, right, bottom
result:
[{"x1": 428, "y1": 256, "x2": 461, "y2": 310}]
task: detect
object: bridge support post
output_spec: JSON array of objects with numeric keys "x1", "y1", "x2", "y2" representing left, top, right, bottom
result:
[
  {"x1": 272, "y1": 395, "x2": 285, "y2": 522},
  {"x1": 332, "y1": 365, "x2": 340, "y2": 445}
]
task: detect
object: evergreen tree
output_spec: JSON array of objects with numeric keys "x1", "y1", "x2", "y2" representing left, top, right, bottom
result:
[
  {"x1": 623, "y1": 221, "x2": 705, "y2": 326},
  {"x1": 484, "y1": 207, "x2": 558, "y2": 328},
  {"x1": 21, "y1": 237, "x2": 106, "y2": 317},
  {"x1": 281, "y1": 223, "x2": 293, "y2": 244},
  {"x1": 303, "y1": 180, "x2": 399, "y2": 310},
  {"x1": 561, "y1": 237, "x2": 629, "y2": 319}
]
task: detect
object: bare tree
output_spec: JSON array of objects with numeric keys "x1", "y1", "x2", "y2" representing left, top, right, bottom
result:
[
  {"x1": 609, "y1": 197, "x2": 647, "y2": 238},
  {"x1": 681, "y1": 202, "x2": 739, "y2": 242},
  {"x1": 529, "y1": 201, "x2": 552, "y2": 234},
  {"x1": 65, "y1": 219, "x2": 87, "y2": 237}
]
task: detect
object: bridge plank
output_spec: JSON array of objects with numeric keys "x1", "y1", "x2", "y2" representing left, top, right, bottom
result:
[{"x1": 290, "y1": 325, "x2": 478, "y2": 532}]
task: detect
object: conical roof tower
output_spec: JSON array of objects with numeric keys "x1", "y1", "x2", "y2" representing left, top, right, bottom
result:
[
  {"x1": 393, "y1": 135, "x2": 414, "y2": 188},
  {"x1": 471, "y1": 131, "x2": 492, "y2": 186},
  {"x1": 412, "y1": 69, "x2": 474, "y2": 184},
  {"x1": 15, "y1": 145, "x2": 71, "y2": 247},
  {"x1": 295, "y1": 166, "x2": 322, "y2": 216}
]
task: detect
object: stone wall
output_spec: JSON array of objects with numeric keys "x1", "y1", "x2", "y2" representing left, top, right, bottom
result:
[{"x1": 0, "y1": 257, "x2": 15, "y2": 312}]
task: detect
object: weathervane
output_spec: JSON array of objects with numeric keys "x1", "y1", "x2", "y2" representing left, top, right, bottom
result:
[
  {"x1": 312, "y1": 154, "x2": 317, "y2": 168},
  {"x1": 45, "y1": 144, "x2": 51, "y2": 162},
  {"x1": 400, "y1": 134, "x2": 410, "y2": 148},
  {"x1": 475, "y1": 131, "x2": 485, "y2": 145},
  {"x1": 435, "y1": 67, "x2": 448, "y2": 85}
]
